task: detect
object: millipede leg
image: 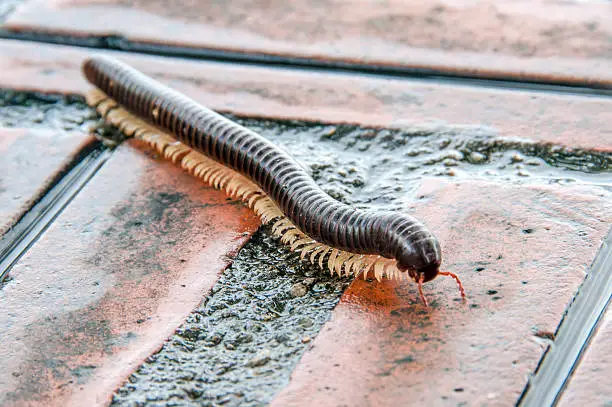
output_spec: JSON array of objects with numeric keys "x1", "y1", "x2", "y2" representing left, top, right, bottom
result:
[{"x1": 417, "y1": 274, "x2": 429, "y2": 307}]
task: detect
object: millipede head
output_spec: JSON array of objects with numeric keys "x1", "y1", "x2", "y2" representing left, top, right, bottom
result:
[
  {"x1": 415, "y1": 262, "x2": 441, "y2": 283},
  {"x1": 399, "y1": 253, "x2": 441, "y2": 283},
  {"x1": 403, "y1": 259, "x2": 466, "y2": 305},
  {"x1": 407, "y1": 265, "x2": 466, "y2": 305}
]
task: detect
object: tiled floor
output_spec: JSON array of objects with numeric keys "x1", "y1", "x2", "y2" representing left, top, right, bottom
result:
[
  {"x1": 0, "y1": 140, "x2": 258, "y2": 406},
  {"x1": 4, "y1": 0, "x2": 612, "y2": 87},
  {"x1": 559, "y1": 310, "x2": 612, "y2": 407},
  {"x1": 0, "y1": 2, "x2": 610, "y2": 406},
  {"x1": 0, "y1": 128, "x2": 96, "y2": 236},
  {"x1": 1, "y1": 40, "x2": 611, "y2": 150},
  {"x1": 272, "y1": 180, "x2": 610, "y2": 406}
]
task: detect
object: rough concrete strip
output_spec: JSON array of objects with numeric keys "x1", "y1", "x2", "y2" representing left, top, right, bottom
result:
[
  {"x1": 558, "y1": 306, "x2": 612, "y2": 407},
  {"x1": 0, "y1": 90, "x2": 94, "y2": 131},
  {"x1": 271, "y1": 179, "x2": 611, "y2": 407},
  {"x1": 3, "y1": 0, "x2": 612, "y2": 87},
  {"x1": 1, "y1": 39, "x2": 612, "y2": 151},
  {"x1": 0, "y1": 139, "x2": 259, "y2": 406}
]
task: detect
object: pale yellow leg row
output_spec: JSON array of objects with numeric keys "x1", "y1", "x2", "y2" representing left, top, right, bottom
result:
[{"x1": 86, "y1": 89, "x2": 406, "y2": 282}]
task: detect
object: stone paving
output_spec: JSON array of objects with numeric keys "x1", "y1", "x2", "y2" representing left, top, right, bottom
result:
[
  {"x1": 3, "y1": 0, "x2": 612, "y2": 87},
  {"x1": 0, "y1": 1, "x2": 611, "y2": 406}
]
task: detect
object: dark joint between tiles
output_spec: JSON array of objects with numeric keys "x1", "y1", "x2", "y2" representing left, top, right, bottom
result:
[
  {"x1": 518, "y1": 227, "x2": 612, "y2": 407},
  {"x1": 0, "y1": 143, "x2": 112, "y2": 284},
  {"x1": 1, "y1": 30, "x2": 612, "y2": 98}
]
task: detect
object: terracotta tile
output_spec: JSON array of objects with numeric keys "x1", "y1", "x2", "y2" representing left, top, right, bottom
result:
[
  {"x1": 558, "y1": 309, "x2": 612, "y2": 407},
  {"x1": 0, "y1": 128, "x2": 96, "y2": 236},
  {"x1": 3, "y1": 0, "x2": 612, "y2": 87},
  {"x1": 0, "y1": 139, "x2": 259, "y2": 406},
  {"x1": 1, "y1": 40, "x2": 611, "y2": 151},
  {"x1": 271, "y1": 179, "x2": 611, "y2": 407}
]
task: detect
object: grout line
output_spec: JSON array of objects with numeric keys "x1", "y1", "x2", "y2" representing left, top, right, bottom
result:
[
  {"x1": 0, "y1": 31, "x2": 611, "y2": 98},
  {"x1": 0, "y1": 144, "x2": 112, "y2": 283},
  {"x1": 0, "y1": 0, "x2": 24, "y2": 23},
  {"x1": 518, "y1": 227, "x2": 612, "y2": 407}
]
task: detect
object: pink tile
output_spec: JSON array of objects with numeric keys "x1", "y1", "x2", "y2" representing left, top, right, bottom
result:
[
  {"x1": 271, "y1": 179, "x2": 611, "y2": 406},
  {"x1": 559, "y1": 309, "x2": 612, "y2": 407},
  {"x1": 4, "y1": 0, "x2": 612, "y2": 87},
  {"x1": 0, "y1": 139, "x2": 259, "y2": 406},
  {"x1": 0, "y1": 128, "x2": 96, "y2": 236},
  {"x1": 0, "y1": 40, "x2": 611, "y2": 150}
]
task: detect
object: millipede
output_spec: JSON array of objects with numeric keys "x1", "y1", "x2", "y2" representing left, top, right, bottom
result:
[{"x1": 82, "y1": 55, "x2": 465, "y2": 306}]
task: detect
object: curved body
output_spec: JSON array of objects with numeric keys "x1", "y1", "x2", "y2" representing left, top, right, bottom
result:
[{"x1": 83, "y1": 56, "x2": 441, "y2": 280}]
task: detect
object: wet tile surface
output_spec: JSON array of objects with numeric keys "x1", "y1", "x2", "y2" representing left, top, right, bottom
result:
[
  {"x1": 0, "y1": 33, "x2": 610, "y2": 406},
  {"x1": 1, "y1": 40, "x2": 611, "y2": 151},
  {"x1": 271, "y1": 179, "x2": 611, "y2": 406},
  {"x1": 3, "y1": 0, "x2": 612, "y2": 86},
  {"x1": 0, "y1": 127, "x2": 95, "y2": 236},
  {"x1": 559, "y1": 307, "x2": 612, "y2": 407},
  {"x1": 0, "y1": 139, "x2": 259, "y2": 406},
  {"x1": 94, "y1": 117, "x2": 610, "y2": 406}
]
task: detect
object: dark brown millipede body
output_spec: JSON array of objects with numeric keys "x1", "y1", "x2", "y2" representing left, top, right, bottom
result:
[{"x1": 82, "y1": 55, "x2": 465, "y2": 303}]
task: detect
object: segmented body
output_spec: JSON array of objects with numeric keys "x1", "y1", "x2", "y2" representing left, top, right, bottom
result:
[{"x1": 83, "y1": 56, "x2": 465, "y2": 301}]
